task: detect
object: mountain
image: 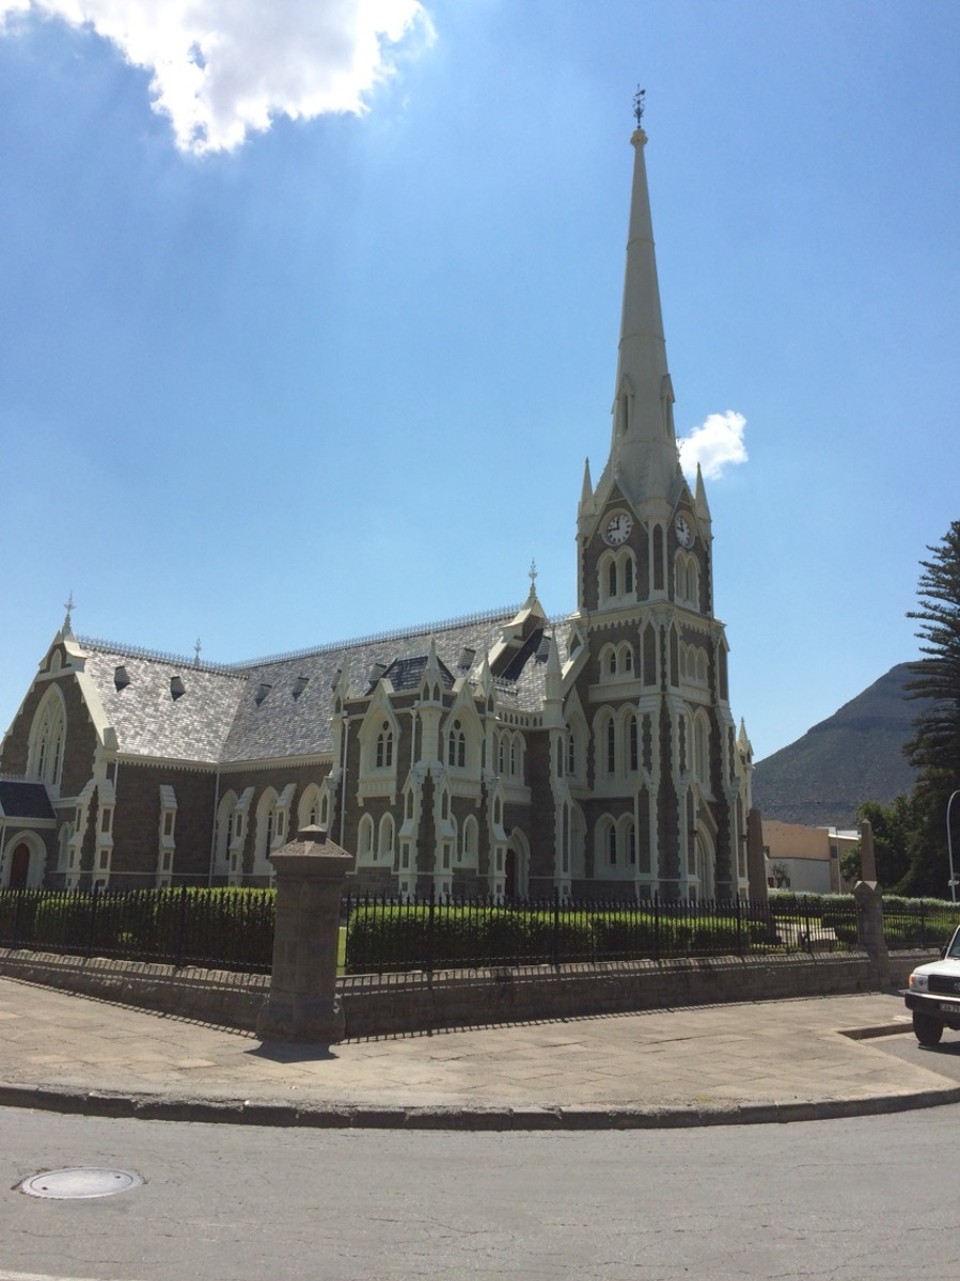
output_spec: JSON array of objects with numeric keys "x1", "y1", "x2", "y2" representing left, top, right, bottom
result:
[{"x1": 751, "y1": 664, "x2": 927, "y2": 828}]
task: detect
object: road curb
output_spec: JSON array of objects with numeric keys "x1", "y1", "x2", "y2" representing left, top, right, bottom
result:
[{"x1": 3, "y1": 1080, "x2": 960, "y2": 1130}]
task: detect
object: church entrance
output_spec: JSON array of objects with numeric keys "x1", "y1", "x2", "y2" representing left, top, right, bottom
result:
[
  {"x1": 504, "y1": 831, "x2": 529, "y2": 899},
  {"x1": 9, "y1": 842, "x2": 31, "y2": 890},
  {"x1": 694, "y1": 831, "x2": 715, "y2": 900},
  {"x1": 504, "y1": 848, "x2": 516, "y2": 898}
]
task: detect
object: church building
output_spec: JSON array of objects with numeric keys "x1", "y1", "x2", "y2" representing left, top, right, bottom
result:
[{"x1": 0, "y1": 118, "x2": 754, "y2": 901}]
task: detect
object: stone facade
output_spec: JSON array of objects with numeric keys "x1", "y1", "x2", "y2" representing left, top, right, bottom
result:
[{"x1": 0, "y1": 124, "x2": 754, "y2": 900}]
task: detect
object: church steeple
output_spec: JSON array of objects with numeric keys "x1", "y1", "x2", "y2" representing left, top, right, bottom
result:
[{"x1": 598, "y1": 100, "x2": 685, "y2": 512}]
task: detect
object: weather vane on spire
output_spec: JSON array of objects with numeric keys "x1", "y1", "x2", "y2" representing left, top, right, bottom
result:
[
  {"x1": 529, "y1": 559, "x2": 538, "y2": 588},
  {"x1": 63, "y1": 590, "x2": 75, "y2": 632},
  {"x1": 633, "y1": 86, "x2": 646, "y2": 127}
]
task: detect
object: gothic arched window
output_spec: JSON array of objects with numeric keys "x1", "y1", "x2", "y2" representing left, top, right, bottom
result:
[
  {"x1": 375, "y1": 721, "x2": 394, "y2": 769},
  {"x1": 694, "y1": 714, "x2": 710, "y2": 785},
  {"x1": 448, "y1": 720, "x2": 466, "y2": 768},
  {"x1": 626, "y1": 818, "x2": 637, "y2": 866},
  {"x1": 357, "y1": 814, "x2": 375, "y2": 863},
  {"x1": 28, "y1": 687, "x2": 66, "y2": 789},
  {"x1": 461, "y1": 815, "x2": 479, "y2": 865},
  {"x1": 378, "y1": 813, "x2": 395, "y2": 863}
]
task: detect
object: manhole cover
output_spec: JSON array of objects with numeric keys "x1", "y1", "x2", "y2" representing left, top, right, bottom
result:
[{"x1": 19, "y1": 1167, "x2": 143, "y2": 1200}]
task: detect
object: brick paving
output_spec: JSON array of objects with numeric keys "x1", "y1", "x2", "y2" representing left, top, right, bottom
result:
[{"x1": 2, "y1": 977, "x2": 958, "y2": 1127}]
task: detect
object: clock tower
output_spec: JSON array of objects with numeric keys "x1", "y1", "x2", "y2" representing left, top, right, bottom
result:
[{"x1": 560, "y1": 115, "x2": 750, "y2": 901}]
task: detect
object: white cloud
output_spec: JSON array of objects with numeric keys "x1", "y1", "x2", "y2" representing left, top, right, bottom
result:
[
  {"x1": 0, "y1": 0, "x2": 433, "y2": 153},
  {"x1": 678, "y1": 410, "x2": 748, "y2": 482}
]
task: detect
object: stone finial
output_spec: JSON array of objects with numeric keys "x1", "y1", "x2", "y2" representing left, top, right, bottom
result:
[{"x1": 858, "y1": 818, "x2": 878, "y2": 885}]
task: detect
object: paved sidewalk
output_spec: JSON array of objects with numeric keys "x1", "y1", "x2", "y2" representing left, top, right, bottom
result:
[{"x1": 1, "y1": 976, "x2": 957, "y2": 1129}]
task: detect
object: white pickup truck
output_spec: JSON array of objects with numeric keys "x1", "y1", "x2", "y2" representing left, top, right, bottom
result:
[{"x1": 903, "y1": 926, "x2": 960, "y2": 1045}]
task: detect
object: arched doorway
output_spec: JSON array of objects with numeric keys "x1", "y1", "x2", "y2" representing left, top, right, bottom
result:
[
  {"x1": 9, "y1": 843, "x2": 31, "y2": 890},
  {"x1": 694, "y1": 830, "x2": 715, "y2": 900},
  {"x1": 504, "y1": 848, "x2": 517, "y2": 898},
  {"x1": 505, "y1": 829, "x2": 530, "y2": 899}
]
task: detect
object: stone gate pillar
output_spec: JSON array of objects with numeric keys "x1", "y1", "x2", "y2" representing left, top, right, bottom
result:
[
  {"x1": 854, "y1": 880, "x2": 889, "y2": 987},
  {"x1": 854, "y1": 818, "x2": 888, "y2": 987},
  {"x1": 746, "y1": 807, "x2": 768, "y2": 902},
  {"x1": 256, "y1": 826, "x2": 353, "y2": 1045}
]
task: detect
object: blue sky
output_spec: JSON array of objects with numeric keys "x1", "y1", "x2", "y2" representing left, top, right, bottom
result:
[{"x1": 1, "y1": 0, "x2": 958, "y2": 765}]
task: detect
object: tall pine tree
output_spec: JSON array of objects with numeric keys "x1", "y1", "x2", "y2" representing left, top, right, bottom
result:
[{"x1": 902, "y1": 521, "x2": 960, "y2": 895}]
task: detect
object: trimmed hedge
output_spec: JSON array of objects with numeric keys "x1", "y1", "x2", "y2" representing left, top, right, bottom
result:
[
  {"x1": 344, "y1": 904, "x2": 771, "y2": 974},
  {"x1": 3, "y1": 887, "x2": 275, "y2": 972}
]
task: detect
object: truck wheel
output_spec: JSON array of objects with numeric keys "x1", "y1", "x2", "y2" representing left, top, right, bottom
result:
[{"x1": 913, "y1": 1011, "x2": 944, "y2": 1046}]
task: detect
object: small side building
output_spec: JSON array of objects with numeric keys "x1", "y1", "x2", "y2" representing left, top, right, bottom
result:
[{"x1": 762, "y1": 819, "x2": 858, "y2": 893}]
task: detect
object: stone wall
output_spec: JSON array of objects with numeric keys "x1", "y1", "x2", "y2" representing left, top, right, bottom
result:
[
  {"x1": 0, "y1": 947, "x2": 931, "y2": 1039},
  {"x1": 113, "y1": 762, "x2": 218, "y2": 884},
  {"x1": 339, "y1": 953, "x2": 884, "y2": 1039},
  {"x1": 0, "y1": 949, "x2": 268, "y2": 1029}
]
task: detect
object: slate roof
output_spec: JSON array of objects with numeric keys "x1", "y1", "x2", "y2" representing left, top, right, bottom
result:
[
  {"x1": 378, "y1": 655, "x2": 457, "y2": 694},
  {"x1": 80, "y1": 647, "x2": 247, "y2": 764},
  {"x1": 74, "y1": 604, "x2": 565, "y2": 766},
  {"x1": 219, "y1": 609, "x2": 520, "y2": 762},
  {"x1": 500, "y1": 626, "x2": 546, "y2": 682},
  {"x1": 0, "y1": 780, "x2": 56, "y2": 820}
]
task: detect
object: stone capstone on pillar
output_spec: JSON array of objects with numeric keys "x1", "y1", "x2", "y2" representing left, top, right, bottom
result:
[{"x1": 255, "y1": 826, "x2": 353, "y2": 1046}]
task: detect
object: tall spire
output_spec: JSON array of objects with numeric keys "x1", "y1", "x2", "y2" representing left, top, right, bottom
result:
[{"x1": 603, "y1": 100, "x2": 684, "y2": 510}]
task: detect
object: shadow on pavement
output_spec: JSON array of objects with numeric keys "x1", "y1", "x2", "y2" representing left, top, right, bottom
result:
[{"x1": 245, "y1": 1042, "x2": 339, "y2": 1064}]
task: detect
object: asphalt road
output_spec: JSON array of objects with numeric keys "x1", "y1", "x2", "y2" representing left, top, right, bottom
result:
[
  {"x1": 2, "y1": 1105, "x2": 960, "y2": 1281},
  {"x1": 875, "y1": 1023, "x2": 960, "y2": 1081}
]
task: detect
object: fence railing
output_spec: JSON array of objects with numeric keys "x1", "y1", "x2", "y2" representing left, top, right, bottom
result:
[
  {"x1": 0, "y1": 886, "x2": 275, "y2": 973},
  {"x1": 877, "y1": 898, "x2": 960, "y2": 951},
  {"x1": 340, "y1": 891, "x2": 866, "y2": 977},
  {"x1": 2, "y1": 886, "x2": 958, "y2": 978}
]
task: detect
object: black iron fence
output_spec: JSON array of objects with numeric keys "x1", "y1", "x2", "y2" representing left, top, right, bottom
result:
[
  {"x1": 0, "y1": 885, "x2": 274, "y2": 973},
  {"x1": 2, "y1": 886, "x2": 959, "y2": 977},
  {"x1": 341, "y1": 891, "x2": 865, "y2": 976},
  {"x1": 875, "y1": 896, "x2": 960, "y2": 951}
]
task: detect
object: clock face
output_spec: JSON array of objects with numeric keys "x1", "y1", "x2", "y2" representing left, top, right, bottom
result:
[
  {"x1": 603, "y1": 511, "x2": 633, "y2": 546},
  {"x1": 674, "y1": 513, "x2": 695, "y2": 548}
]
